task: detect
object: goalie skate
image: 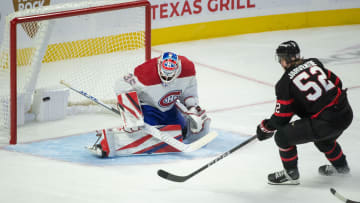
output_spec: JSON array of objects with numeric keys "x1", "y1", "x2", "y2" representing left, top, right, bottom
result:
[
  {"x1": 87, "y1": 144, "x2": 107, "y2": 158},
  {"x1": 88, "y1": 125, "x2": 183, "y2": 158},
  {"x1": 87, "y1": 130, "x2": 109, "y2": 158}
]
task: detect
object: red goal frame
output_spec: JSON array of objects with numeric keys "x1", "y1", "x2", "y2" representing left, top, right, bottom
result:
[{"x1": 9, "y1": 0, "x2": 151, "y2": 144}]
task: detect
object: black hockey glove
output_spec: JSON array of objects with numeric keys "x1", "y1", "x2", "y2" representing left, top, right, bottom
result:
[{"x1": 256, "y1": 119, "x2": 276, "y2": 141}]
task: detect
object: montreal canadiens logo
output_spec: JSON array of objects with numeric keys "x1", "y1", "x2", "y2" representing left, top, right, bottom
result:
[
  {"x1": 159, "y1": 90, "x2": 182, "y2": 107},
  {"x1": 162, "y1": 60, "x2": 176, "y2": 70}
]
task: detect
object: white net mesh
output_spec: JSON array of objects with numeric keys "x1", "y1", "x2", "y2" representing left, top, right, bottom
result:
[{"x1": 0, "y1": 0, "x2": 150, "y2": 144}]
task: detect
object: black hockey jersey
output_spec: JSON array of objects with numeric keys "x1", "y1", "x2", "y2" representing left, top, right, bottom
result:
[{"x1": 269, "y1": 58, "x2": 343, "y2": 128}]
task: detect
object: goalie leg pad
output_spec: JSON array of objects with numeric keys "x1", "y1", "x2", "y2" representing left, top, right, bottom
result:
[
  {"x1": 92, "y1": 125, "x2": 184, "y2": 156},
  {"x1": 117, "y1": 91, "x2": 144, "y2": 129},
  {"x1": 114, "y1": 125, "x2": 183, "y2": 155}
]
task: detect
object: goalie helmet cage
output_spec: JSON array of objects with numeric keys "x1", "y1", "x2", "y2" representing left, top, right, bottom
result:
[{"x1": 1, "y1": 0, "x2": 151, "y2": 144}]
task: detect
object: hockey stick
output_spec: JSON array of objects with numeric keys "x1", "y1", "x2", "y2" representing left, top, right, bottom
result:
[
  {"x1": 59, "y1": 80, "x2": 217, "y2": 152},
  {"x1": 157, "y1": 134, "x2": 257, "y2": 182},
  {"x1": 330, "y1": 188, "x2": 360, "y2": 203},
  {"x1": 60, "y1": 80, "x2": 120, "y2": 115}
]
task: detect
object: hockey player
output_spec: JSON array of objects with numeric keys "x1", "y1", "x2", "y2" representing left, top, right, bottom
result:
[
  {"x1": 91, "y1": 51, "x2": 211, "y2": 157},
  {"x1": 256, "y1": 41, "x2": 353, "y2": 185}
]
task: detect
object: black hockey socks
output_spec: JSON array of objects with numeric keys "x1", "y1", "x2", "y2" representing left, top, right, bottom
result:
[
  {"x1": 315, "y1": 140, "x2": 350, "y2": 175},
  {"x1": 267, "y1": 146, "x2": 300, "y2": 185},
  {"x1": 315, "y1": 141, "x2": 347, "y2": 168},
  {"x1": 279, "y1": 145, "x2": 298, "y2": 170}
]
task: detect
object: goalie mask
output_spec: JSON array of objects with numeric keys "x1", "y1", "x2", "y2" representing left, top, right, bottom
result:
[
  {"x1": 276, "y1": 40, "x2": 300, "y2": 63},
  {"x1": 158, "y1": 52, "x2": 181, "y2": 85}
]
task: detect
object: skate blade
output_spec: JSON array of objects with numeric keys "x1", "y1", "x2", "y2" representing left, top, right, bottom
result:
[
  {"x1": 86, "y1": 146, "x2": 104, "y2": 157},
  {"x1": 268, "y1": 180, "x2": 300, "y2": 185}
]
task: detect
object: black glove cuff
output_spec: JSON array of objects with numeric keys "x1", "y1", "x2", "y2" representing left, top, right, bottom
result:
[{"x1": 260, "y1": 119, "x2": 276, "y2": 132}]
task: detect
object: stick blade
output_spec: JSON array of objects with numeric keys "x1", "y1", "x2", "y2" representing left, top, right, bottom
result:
[
  {"x1": 157, "y1": 169, "x2": 188, "y2": 182},
  {"x1": 183, "y1": 131, "x2": 218, "y2": 152},
  {"x1": 330, "y1": 188, "x2": 360, "y2": 203},
  {"x1": 330, "y1": 188, "x2": 336, "y2": 195}
]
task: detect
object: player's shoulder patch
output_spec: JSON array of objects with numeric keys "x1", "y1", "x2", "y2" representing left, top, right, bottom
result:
[
  {"x1": 134, "y1": 58, "x2": 162, "y2": 86},
  {"x1": 178, "y1": 55, "x2": 196, "y2": 78}
]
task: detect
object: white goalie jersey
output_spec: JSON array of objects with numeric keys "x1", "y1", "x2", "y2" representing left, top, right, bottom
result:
[{"x1": 114, "y1": 56, "x2": 200, "y2": 112}]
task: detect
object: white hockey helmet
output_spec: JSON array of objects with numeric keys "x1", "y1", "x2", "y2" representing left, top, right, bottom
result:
[{"x1": 157, "y1": 52, "x2": 181, "y2": 85}]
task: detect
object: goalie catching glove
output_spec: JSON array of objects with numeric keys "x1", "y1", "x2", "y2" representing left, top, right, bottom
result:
[
  {"x1": 256, "y1": 119, "x2": 276, "y2": 141},
  {"x1": 187, "y1": 105, "x2": 209, "y2": 134}
]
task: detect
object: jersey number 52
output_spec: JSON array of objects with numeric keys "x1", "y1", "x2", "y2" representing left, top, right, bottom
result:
[{"x1": 292, "y1": 66, "x2": 335, "y2": 101}]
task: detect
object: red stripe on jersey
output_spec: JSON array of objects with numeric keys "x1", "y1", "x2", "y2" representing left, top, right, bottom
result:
[
  {"x1": 327, "y1": 70, "x2": 331, "y2": 78},
  {"x1": 335, "y1": 77, "x2": 340, "y2": 86},
  {"x1": 277, "y1": 99, "x2": 294, "y2": 105},
  {"x1": 311, "y1": 88, "x2": 341, "y2": 119},
  {"x1": 274, "y1": 112, "x2": 294, "y2": 117},
  {"x1": 134, "y1": 58, "x2": 161, "y2": 86},
  {"x1": 281, "y1": 155, "x2": 298, "y2": 162}
]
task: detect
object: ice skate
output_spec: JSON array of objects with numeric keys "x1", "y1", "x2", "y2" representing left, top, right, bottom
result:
[
  {"x1": 268, "y1": 169, "x2": 300, "y2": 185},
  {"x1": 318, "y1": 164, "x2": 350, "y2": 176},
  {"x1": 87, "y1": 131, "x2": 108, "y2": 158},
  {"x1": 87, "y1": 144, "x2": 108, "y2": 158}
]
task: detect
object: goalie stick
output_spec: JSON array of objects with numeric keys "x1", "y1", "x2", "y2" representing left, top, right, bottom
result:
[
  {"x1": 330, "y1": 188, "x2": 360, "y2": 203},
  {"x1": 157, "y1": 134, "x2": 257, "y2": 182},
  {"x1": 59, "y1": 80, "x2": 217, "y2": 153}
]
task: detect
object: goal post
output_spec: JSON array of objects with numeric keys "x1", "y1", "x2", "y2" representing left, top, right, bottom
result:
[{"x1": 1, "y1": 0, "x2": 151, "y2": 144}]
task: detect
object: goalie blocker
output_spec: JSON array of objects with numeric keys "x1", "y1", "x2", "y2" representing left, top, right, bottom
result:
[{"x1": 88, "y1": 91, "x2": 211, "y2": 157}]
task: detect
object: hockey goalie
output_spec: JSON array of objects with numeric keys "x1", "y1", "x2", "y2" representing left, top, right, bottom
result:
[{"x1": 88, "y1": 52, "x2": 215, "y2": 157}]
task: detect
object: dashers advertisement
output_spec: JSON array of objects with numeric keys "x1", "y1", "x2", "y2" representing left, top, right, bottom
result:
[{"x1": 1, "y1": 0, "x2": 360, "y2": 45}]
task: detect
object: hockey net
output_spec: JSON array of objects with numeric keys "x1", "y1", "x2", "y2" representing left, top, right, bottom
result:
[{"x1": 0, "y1": 0, "x2": 151, "y2": 144}]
